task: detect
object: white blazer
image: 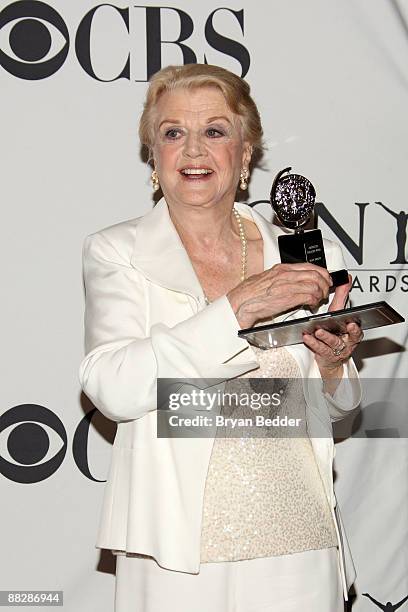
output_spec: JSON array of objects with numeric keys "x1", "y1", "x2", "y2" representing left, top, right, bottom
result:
[{"x1": 79, "y1": 198, "x2": 362, "y2": 602}]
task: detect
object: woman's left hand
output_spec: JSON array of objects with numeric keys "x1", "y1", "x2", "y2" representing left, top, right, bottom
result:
[{"x1": 302, "y1": 274, "x2": 364, "y2": 384}]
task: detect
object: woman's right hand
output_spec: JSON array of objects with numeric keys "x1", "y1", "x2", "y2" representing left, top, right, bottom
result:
[{"x1": 226, "y1": 262, "x2": 333, "y2": 329}]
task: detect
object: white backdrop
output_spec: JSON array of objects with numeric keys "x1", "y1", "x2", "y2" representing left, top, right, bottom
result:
[{"x1": 1, "y1": 0, "x2": 407, "y2": 610}]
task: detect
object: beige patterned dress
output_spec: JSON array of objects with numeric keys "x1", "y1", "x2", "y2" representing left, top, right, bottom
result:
[{"x1": 200, "y1": 345, "x2": 337, "y2": 563}]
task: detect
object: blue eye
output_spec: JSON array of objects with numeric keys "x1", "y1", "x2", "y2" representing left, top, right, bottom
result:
[
  {"x1": 206, "y1": 128, "x2": 224, "y2": 138},
  {"x1": 164, "y1": 128, "x2": 181, "y2": 139}
]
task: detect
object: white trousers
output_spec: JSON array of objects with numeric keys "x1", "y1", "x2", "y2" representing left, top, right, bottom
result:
[{"x1": 114, "y1": 546, "x2": 345, "y2": 612}]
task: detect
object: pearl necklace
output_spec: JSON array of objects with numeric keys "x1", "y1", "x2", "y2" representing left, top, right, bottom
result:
[{"x1": 203, "y1": 206, "x2": 247, "y2": 305}]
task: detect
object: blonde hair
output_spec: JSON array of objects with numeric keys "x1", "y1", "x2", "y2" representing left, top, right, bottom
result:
[{"x1": 139, "y1": 64, "x2": 263, "y2": 156}]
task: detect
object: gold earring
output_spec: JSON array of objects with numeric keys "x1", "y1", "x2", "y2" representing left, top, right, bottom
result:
[
  {"x1": 151, "y1": 169, "x2": 160, "y2": 192},
  {"x1": 240, "y1": 168, "x2": 249, "y2": 190}
]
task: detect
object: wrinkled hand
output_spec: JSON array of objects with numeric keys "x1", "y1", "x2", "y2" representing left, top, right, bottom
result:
[
  {"x1": 302, "y1": 274, "x2": 364, "y2": 389},
  {"x1": 227, "y1": 262, "x2": 332, "y2": 330}
]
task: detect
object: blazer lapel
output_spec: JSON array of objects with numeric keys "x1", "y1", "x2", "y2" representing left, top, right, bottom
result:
[
  {"x1": 129, "y1": 197, "x2": 306, "y2": 322},
  {"x1": 130, "y1": 198, "x2": 206, "y2": 303}
]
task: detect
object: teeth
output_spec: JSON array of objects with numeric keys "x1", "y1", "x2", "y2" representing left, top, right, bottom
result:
[{"x1": 181, "y1": 168, "x2": 213, "y2": 175}]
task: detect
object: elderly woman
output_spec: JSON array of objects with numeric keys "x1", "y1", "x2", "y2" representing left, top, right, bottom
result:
[{"x1": 79, "y1": 64, "x2": 363, "y2": 612}]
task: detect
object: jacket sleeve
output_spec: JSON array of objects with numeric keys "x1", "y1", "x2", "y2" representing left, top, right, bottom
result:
[
  {"x1": 78, "y1": 232, "x2": 252, "y2": 423},
  {"x1": 309, "y1": 240, "x2": 362, "y2": 422}
]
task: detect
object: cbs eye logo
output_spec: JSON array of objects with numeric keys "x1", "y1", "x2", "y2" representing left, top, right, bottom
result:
[
  {"x1": 0, "y1": 404, "x2": 107, "y2": 484},
  {"x1": 0, "y1": 1, "x2": 69, "y2": 79}
]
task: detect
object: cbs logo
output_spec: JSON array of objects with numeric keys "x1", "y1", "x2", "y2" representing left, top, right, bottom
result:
[
  {"x1": 0, "y1": 1, "x2": 250, "y2": 81},
  {"x1": 0, "y1": 404, "x2": 109, "y2": 484}
]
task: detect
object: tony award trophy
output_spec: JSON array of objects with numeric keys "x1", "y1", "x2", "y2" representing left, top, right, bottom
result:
[
  {"x1": 270, "y1": 167, "x2": 349, "y2": 287},
  {"x1": 236, "y1": 166, "x2": 404, "y2": 349}
]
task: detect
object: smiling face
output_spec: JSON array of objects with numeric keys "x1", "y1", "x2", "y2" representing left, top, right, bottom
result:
[{"x1": 151, "y1": 86, "x2": 252, "y2": 210}]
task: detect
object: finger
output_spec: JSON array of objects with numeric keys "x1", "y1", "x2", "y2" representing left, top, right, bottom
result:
[
  {"x1": 303, "y1": 333, "x2": 351, "y2": 366},
  {"x1": 270, "y1": 262, "x2": 333, "y2": 287},
  {"x1": 328, "y1": 274, "x2": 352, "y2": 312},
  {"x1": 274, "y1": 279, "x2": 329, "y2": 299},
  {"x1": 265, "y1": 278, "x2": 329, "y2": 306},
  {"x1": 267, "y1": 286, "x2": 327, "y2": 310},
  {"x1": 314, "y1": 328, "x2": 346, "y2": 351},
  {"x1": 270, "y1": 270, "x2": 332, "y2": 299},
  {"x1": 345, "y1": 321, "x2": 364, "y2": 342},
  {"x1": 302, "y1": 332, "x2": 342, "y2": 359},
  {"x1": 345, "y1": 321, "x2": 360, "y2": 334}
]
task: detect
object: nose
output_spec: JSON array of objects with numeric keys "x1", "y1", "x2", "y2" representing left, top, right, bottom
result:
[{"x1": 183, "y1": 131, "x2": 205, "y2": 158}]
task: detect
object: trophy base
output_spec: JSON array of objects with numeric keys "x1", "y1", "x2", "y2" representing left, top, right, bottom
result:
[
  {"x1": 278, "y1": 229, "x2": 327, "y2": 267},
  {"x1": 278, "y1": 230, "x2": 349, "y2": 287}
]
